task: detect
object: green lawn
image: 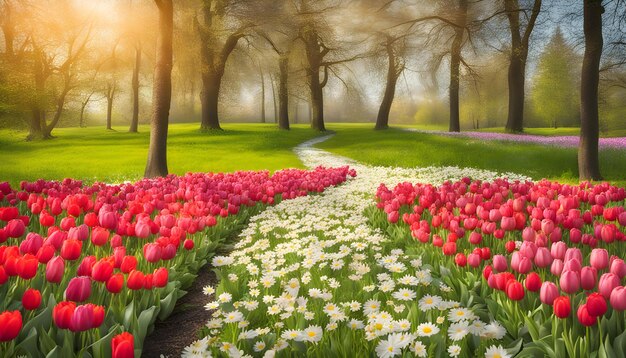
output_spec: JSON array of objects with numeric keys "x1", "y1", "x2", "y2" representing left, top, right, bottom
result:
[
  {"x1": 477, "y1": 127, "x2": 626, "y2": 137},
  {"x1": 319, "y1": 124, "x2": 626, "y2": 186},
  {"x1": 0, "y1": 123, "x2": 322, "y2": 186}
]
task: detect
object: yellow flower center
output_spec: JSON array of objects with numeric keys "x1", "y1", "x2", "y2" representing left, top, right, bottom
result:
[{"x1": 423, "y1": 327, "x2": 432, "y2": 333}]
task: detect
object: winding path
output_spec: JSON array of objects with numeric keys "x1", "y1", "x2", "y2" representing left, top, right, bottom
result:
[{"x1": 181, "y1": 135, "x2": 529, "y2": 357}]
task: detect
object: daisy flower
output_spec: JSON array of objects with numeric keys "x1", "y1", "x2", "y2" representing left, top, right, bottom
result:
[
  {"x1": 448, "y1": 344, "x2": 462, "y2": 357},
  {"x1": 392, "y1": 288, "x2": 417, "y2": 301},
  {"x1": 485, "y1": 345, "x2": 511, "y2": 358},
  {"x1": 416, "y1": 322, "x2": 440, "y2": 337},
  {"x1": 418, "y1": 295, "x2": 441, "y2": 311},
  {"x1": 448, "y1": 322, "x2": 469, "y2": 341},
  {"x1": 448, "y1": 308, "x2": 475, "y2": 322}
]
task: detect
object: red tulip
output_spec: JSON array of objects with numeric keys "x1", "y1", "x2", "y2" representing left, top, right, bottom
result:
[
  {"x1": 505, "y1": 240, "x2": 516, "y2": 253},
  {"x1": 77, "y1": 255, "x2": 97, "y2": 276},
  {"x1": 112, "y1": 332, "x2": 135, "y2": 358},
  {"x1": 127, "y1": 270, "x2": 145, "y2": 290},
  {"x1": 6, "y1": 219, "x2": 25, "y2": 238},
  {"x1": 577, "y1": 304, "x2": 596, "y2": 326},
  {"x1": 586, "y1": 292, "x2": 607, "y2": 317},
  {"x1": 60, "y1": 239, "x2": 82, "y2": 261},
  {"x1": 183, "y1": 239, "x2": 194, "y2": 250},
  {"x1": 442, "y1": 242, "x2": 456, "y2": 256},
  {"x1": 91, "y1": 227, "x2": 110, "y2": 246},
  {"x1": 91, "y1": 259, "x2": 114, "y2": 282},
  {"x1": 65, "y1": 276, "x2": 92, "y2": 302},
  {"x1": 120, "y1": 256, "x2": 138, "y2": 274},
  {"x1": 46, "y1": 256, "x2": 65, "y2": 283},
  {"x1": 36, "y1": 244, "x2": 55, "y2": 264},
  {"x1": 525, "y1": 272, "x2": 542, "y2": 292},
  {"x1": 454, "y1": 253, "x2": 467, "y2": 267},
  {"x1": 53, "y1": 301, "x2": 76, "y2": 329},
  {"x1": 0, "y1": 266, "x2": 7, "y2": 285},
  {"x1": 0, "y1": 310, "x2": 22, "y2": 341},
  {"x1": 106, "y1": 273, "x2": 125, "y2": 294},
  {"x1": 22, "y1": 288, "x2": 41, "y2": 310},
  {"x1": 553, "y1": 296, "x2": 571, "y2": 318},
  {"x1": 16, "y1": 254, "x2": 38, "y2": 280},
  {"x1": 153, "y1": 267, "x2": 168, "y2": 288},
  {"x1": 506, "y1": 280, "x2": 525, "y2": 301},
  {"x1": 143, "y1": 243, "x2": 162, "y2": 263}
]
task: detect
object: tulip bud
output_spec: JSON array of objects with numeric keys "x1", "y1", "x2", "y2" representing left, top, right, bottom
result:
[
  {"x1": 553, "y1": 296, "x2": 571, "y2": 318},
  {"x1": 590, "y1": 248, "x2": 609, "y2": 270}
]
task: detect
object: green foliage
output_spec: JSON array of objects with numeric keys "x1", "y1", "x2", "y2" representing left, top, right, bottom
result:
[
  {"x1": 531, "y1": 28, "x2": 580, "y2": 129},
  {"x1": 317, "y1": 124, "x2": 626, "y2": 186},
  {"x1": 0, "y1": 123, "x2": 322, "y2": 186}
]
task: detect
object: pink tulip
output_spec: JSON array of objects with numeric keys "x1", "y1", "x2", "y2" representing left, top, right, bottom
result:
[
  {"x1": 492, "y1": 255, "x2": 508, "y2": 272},
  {"x1": 467, "y1": 253, "x2": 481, "y2": 268},
  {"x1": 534, "y1": 247, "x2": 553, "y2": 268},
  {"x1": 564, "y1": 248, "x2": 582, "y2": 264},
  {"x1": 550, "y1": 242, "x2": 567, "y2": 260},
  {"x1": 569, "y1": 228, "x2": 582, "y2": 243},
  {"x1": 540, "y1": 281, "x2": 559, "y2": 305},
  {"x1": 563, "y1": 258, "x2": 582, "y2": 273},
  {"x1": 551, "y1": 259, "x2": 564, "y2": 276},
  {"x1": 590, "y1": 249, "x2": 609, "y2": 270},
  {"x1": 541, "y1": 219, "x2": 555, "y2": 234},
  {"x1": 580, "y1": 266, "x2": 597, "y2": 290},
  {"x1": 559, "y1": 270, "x2": 580, "y2": 294},
  {"x1": 599, "y1": 273, "x2": 620, "y2": 299},
  {"x1": 510, "y1": 252, "x2": 521, "y2": 272},
  {"x1": 500, "y1": 217, "x2": 516, "y2": 231},
  {"x1": 610, "y1": 286, "x2": 626, "y2": 311},
  {"x1": 517, "y1": 257, "x2": 532, "y2": 274},
  {"x1": 519, "y1": 241, "x2": 537, "y2": 259},
  {"x1": 610, "y1": 259, "x2": 626, "y2": 278},
  {"x1": 522, "y1": 227, "x2": 535, "y2": 242},
  {"x1": 45, "y1": 256, "x2": 65, "y2": 283},
  {"x1": 65, "y1": 276, "x2": 92, "y2": 302}
]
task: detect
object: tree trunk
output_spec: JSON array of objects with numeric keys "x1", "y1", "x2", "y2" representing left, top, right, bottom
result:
[
  {"x1": 278, "y1": 56, "x2": 290, "y2": 130},
  {"x1": 79, "y1": 100, "x2": 89, "y2": 127},
  {"x1": 506, "y1": 53, "x2": 526, "y2": 132},
  {"x1": 309, "y1": 78, "x2": 325, "y2": 131},
  {"x1": 28, "y1": 109, "x2": 43, "y2": 140},
  {"x1": 130, "y1": 44, "x2": 141, "y2": 132},
  {"x1": 260, "y1": 67, "x2": 266, "y2": 123},
  {"x1": 578, "y1": 0, "x2": 603, "y2": 181},
  {"x1": 269, "y1": 72, "x2": 278, "y2": 124},
  {"x1": 144, "y1": 0, "x2": 173, "y2": 178},
  {"x1": 44, "y1": 90, "x2": 69, "y2": 138},
  {"x1": 106, "y1": 95, "x2": 113, "y2": 130},
  {"x1": 200, "y1": 71, "x2": 223, "y2": 130},
  {"x1": 448, "y1": 0, "x2": 467, "y2": 133},
  {"x1": 449, "y1": 36, "x2": 462, "y2": 132},
  {"x1": 375, "y1": 45, "x2": 399, "y2": 130}
]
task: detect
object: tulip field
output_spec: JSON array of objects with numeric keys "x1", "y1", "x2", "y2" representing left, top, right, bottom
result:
[
  {"x1": 0, "y1": 166, "x2": 352, "y2": 357},
  {"x1": 2, "y1": 131, "x2": 626, "y2": 358}
]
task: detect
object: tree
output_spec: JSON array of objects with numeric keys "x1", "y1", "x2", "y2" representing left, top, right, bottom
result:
[
  {"x1": 144, "y1": 0, "x2": 173, "y2": 178},
  {"x1": 503, "y1": 0, "x2": 542, "y2": 133},
  {"x1": 578, "y1": 0, "x2": 603, "y2": 181},
  {"x1": 448, "y1": 0, "x2": 469, "y2": 132},
  {"x1": 532, "y1": 28, "x2": 578, "y2": 128},
  {"x1": 375, "y1": 34, "x2": 406, "y2": 130},
  {"x1": 196, "y1": 0, "x2": 253, "y2": 131}
]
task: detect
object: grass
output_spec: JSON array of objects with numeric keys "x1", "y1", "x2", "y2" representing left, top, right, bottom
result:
[
  {"x1": 319, "y1": 124, "x2": 626, "y2": 187},
  {"x1": 405, "y1": 124, "x2": 626, "y2": 137},
  {"x1": 0, "y1": 123, "x2": 322, "y2": 186}
]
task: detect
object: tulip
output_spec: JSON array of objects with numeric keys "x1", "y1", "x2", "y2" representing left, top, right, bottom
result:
[
  {"x1": 483, "y1": 265, "x2": 493, "y2": 280},
  {"x1": 106, "y1": 273, "x2": 124, "y2": 294},
  {"x1": 610, "y1": 259, "x2": 626, "y2": 279},
  {"x1": 610, "y1": 286, "x2": 626, "y2": 311},
  {"x1": 590, "y1": 249, "x2": 609, "y2": 270},
  {"x1": 16, "y1": 254, "x2": 38, "y2": 280},
  {"x1": 135, "y1": 220, "x2": 151, "y2": 238},
  {"x1": 143, "y1": 243, "x2": 162, "y2": 263},
  {"x1": 506, "y1": 280, "x2": 525, "y2": 301},
  {"x1": 45, "y1": 256, "x2": 65, "y2": 283},
  {"x1": 534, "y1": 247, "x2": 552, "y2": 268},
  {"x1": 19, "y1": 233, "x2": 43, "y2": 255},
  {"x1": 120, "y1": 256, "x2": 138, "y2": 274},
  {"x1": 91, "y1": 227, "x2": 110, "y2": 246},
  {"x1": 127, "y1": 270, "x2": 145, "y2": 290},
  {"x1": 550, "y1": 259, "x2": 564, "y2": 276},
  {"x1": 505, "y1": 241, "x2": 516, "y2": 253},
  {"x1": 65, "y1": 276, "x2": 92, "y2": 302},
  {"x1": 183, "y1": 239, "x2": 194, "y2": 250},
  {"x1": 0, "y1": 310, "x2": 22, "y2": 341},
  {"x1": 525, "y1": 272, "x2": 542, "y2": 292},
  {"x1": 60, "y1": 239, "x2": 82, "y2": 261},
  {"x1": 492, "y1": 255, "x2": 508, "y2": 272},
  {"x1": 442, "y1": 242, "x2": 456, "y2": 256},
  {"x1": 454, "y1": 253, "x2": 467, "y2": 267},
  {"x1": 500, "y1": 217, "x2": 516, "y2": 231},
  {"x1": 580, "y1": 266, "x2": 597, "y2": 290},
  {"x1": 577, "y1": 304, "x2": 596, "y2": 326},
  {"x1": 550, "y1": 242, "x2": 567, "y2": 260},
  {"x1": 467, "y1": 253, "x2": 481, "y2": 268},
  {"x1": 70, "y1": 304, "x2": 94, "y2": 332},
  {"x1": 553, "y1": 296, "x2": 571, "y2": 318},
  {"x1": 112, "y1": 332, "x2": 134, "y2": 358},
  {"x1": 563, "y1": 258, "x2": 582, "y2": 273},
  {"x1": 22, "y1": 288, "x2": 42, "y2": 310},
  {"x1": 560, "y1": 270, "x2": 580, "y2": 294},
  {"x1": 541, "y1": 219, "x2": 555, "y2": 234},
  {"x1": 522, "y1": 227, "x2": 535, "y2": 242},
  {"x1": 598, "y1": 273, "x2": 620, "y2": 299},
  {"x1": 569, "y1": 228, "x2": 582, "y2": 243},
  {"x1": 0, "y1": 266, "x2": 7, "y2": 285},
  {"x1": 53, "y1": 301, "x2": 76, "y2": 329},
  {"x1": 92, "y1": 259, "x2": 114, "y2": 282},
  {"x1": 564, "y1": 248, "x2": 582, "y2": 264},
  {"x1": 6, "y1": 219, "x2": 25, "y2": 238},
  {"x1": 36, "y1": 244, "x2": 55, "y2": 264},
  {"x1": 586, "y1": 292, "x2": 607, "y2": 317},
  {"x1": 540, "y1": 282, "x2": 559, "y2": 305},
  {"x1": 517, "y1": 257, "x2": 532, "y2": 274}
]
